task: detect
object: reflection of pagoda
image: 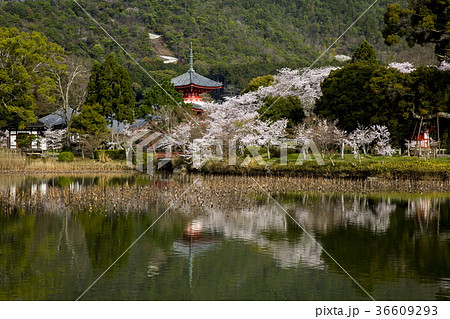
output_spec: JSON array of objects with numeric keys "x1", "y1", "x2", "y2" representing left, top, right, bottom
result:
[
  {"x1": 171, "y1": 42, "x2": 222, "y2": 111},
  {"x1": 172, "y1": 220, "x2": 220, "y2": 288}
]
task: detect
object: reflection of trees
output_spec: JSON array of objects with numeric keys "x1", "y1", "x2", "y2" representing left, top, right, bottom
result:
[
  {"x1": 179, "y1": 194, "x2": 448, "y2": 299},
  {"x1": 0, "y1": 174, "x2": 144, "y2": 196},
  {"x1": 187, "y1": 206, "x2": 323, "y2": 269},
  {"x1": 316, "y1": 196, "x2": 449, "y2": 298},
  {"x1": 188, "y1": 194, "x2": 399, "y2": 269},
  {"x1": 281, "y1": 193, "x2": 397, "y2": 233},
  {"x1": 0, "y1": 213, "x2": 90, "y2": 300},
  {"x1": 1, "y1": 173, "x2": 449, "y2": 300},
  {"x1": 77, "y1": 213, "x2": 135, "y2": 271},
  {"x1": 407, "y1": 198, "x2": 443, "y2": 234}
]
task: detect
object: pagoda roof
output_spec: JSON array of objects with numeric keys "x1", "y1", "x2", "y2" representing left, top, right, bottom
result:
[{"x1": 171, "y1": 70, "x2": 222, "y2": 89}]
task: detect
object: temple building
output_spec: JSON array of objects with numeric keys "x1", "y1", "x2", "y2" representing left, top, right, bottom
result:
[{"x1": 171, "y1": 42, "x2": 222, "y2": 110}]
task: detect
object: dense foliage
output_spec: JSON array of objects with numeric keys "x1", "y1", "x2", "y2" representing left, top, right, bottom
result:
[
  {"x1": 138, "y1": 79, "x2": 184, "y2": 118},
  {"x1": 351, "y1": 40, "x2": 378, "y2": 63},
  {"x1": 0, "y1": 0, "x2": 409, "y2": 94},
  {"x1": 383, "y1": 0, "x2": 450, "y2": 61},
  {"x1": 258, "y1": 96, "x2": 305, "y2": 127},
  {"x1": 0, "y1": 27, "x2": 64, "y2": 129},
  {"x1": 72, "y1": 103, "x2": 108, "y2": 135},
  {"x1": 315, "y1": 61, "x2": 450, "y2": 146}
]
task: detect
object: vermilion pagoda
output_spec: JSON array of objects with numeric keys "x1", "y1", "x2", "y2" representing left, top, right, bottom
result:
[{"x1": 171, "y1": 42, "x2": 222, "y2": 109}]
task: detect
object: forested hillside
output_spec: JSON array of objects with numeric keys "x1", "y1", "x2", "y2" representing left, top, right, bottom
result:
[{"x1": 0, "y1": 0, "x2": 410, "y2": 93}]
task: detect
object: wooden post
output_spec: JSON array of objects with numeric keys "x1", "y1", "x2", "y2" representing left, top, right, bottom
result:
[
  {"x1": 437, "y1": 113, "x2": 440, "y2": 154},
  {"x1": 416, "y1": 117, "x2": 423, "y2": 157}
]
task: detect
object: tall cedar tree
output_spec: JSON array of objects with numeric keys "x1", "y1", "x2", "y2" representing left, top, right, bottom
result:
[{"x1": 86, "y1": 54, "x2": 135, "y2": 124}]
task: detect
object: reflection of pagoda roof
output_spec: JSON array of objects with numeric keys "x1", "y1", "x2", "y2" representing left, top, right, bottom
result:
[
  {"x1": 172, "y1": 238, "x2": 220, "y2": 258},
  {"x1": 171, "y1": 70, "x2": 222, "y2": 89}
]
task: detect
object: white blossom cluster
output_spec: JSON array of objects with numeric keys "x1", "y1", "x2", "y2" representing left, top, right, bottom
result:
[
  {"x1": 437, "y1": 61, "x2": 450, "y2": 71},
  {"x1": 388, "y1": 62, "x2": 416, "y2": 73},
  {"x1": 295, "y1": 120, "x2": 395, "y2": 158},
  {"x1": 257, "y1": 67, "x2": 338, "y2": 115},
  {"x1": 170, "y1": 98, "x2": 287, "y2": 167},
  {"x1": 344, "y1": 124, "x2": 395, "y2": 157},
  {"x1": 43, "y1": 128, "x2": 67, "y2": 151},
  {"x1": 389, "y1": 61, "x2": 450, "y2": 73},
  {"x1": 161, "y1": 66, "x2": 397, "y2": 167},
  {"x1": 334, "y1": 55, "x2": 351, "y2": 62}
]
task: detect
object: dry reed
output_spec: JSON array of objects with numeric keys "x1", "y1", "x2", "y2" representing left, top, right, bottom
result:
[
  {"x1": 0, "y1": 148, "x2": 130, "y2": 173},
  {"x1": 0, "y1": 174, "x2": 448, "y2": 215},
  {"x1": 0, "y1": 149, "x2": 26, "y2": 171}
]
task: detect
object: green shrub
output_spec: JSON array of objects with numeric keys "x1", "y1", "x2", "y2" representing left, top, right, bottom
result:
[
  {"x1": 58, "y1": 151, "x2": 74, "y2": 162},
  {"x1": 94, "y1": 150, "x2": 126, "y2": 160}
]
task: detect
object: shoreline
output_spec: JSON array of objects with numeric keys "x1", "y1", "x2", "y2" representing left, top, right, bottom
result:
[
  {"x1": 0, "y1": 156, "x2": 449, "y2": 192},
  {"x1": 191, "y1": 156, "x2": 450, "y2": 182}
]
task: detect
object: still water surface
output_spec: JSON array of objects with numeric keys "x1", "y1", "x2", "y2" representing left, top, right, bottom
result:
[{"x1": 0, "y1": 175, "x2": 449, "y2": 300}]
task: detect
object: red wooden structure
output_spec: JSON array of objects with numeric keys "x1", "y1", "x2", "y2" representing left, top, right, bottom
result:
[{"x1": 171, "y1": 42, "x2": 222, "y2": 106}]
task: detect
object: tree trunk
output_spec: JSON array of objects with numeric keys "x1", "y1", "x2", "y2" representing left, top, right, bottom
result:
[{"x1": 66, "y1": 122, "x2": 71, "y2": 148}]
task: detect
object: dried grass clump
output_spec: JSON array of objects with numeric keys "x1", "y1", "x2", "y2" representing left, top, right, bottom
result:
[{"x1": 0, "y1": 148, "x2": 26, "y2": 171}]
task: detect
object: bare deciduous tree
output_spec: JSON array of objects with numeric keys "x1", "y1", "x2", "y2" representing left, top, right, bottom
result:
[{"x1": 51, "y1": 56, "x2": 91, "y2": 146}]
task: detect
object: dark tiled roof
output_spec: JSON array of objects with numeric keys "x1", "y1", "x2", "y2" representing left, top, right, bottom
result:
[
  {"x1": 171, "y1": 70, "x2": 222, "y2": 88},
  {"x1": 38, "y1": 107, "x2": 74, "y2": 128},
  {"x1": 129, "y1": 118, "x2": 148, "y2": 129}
]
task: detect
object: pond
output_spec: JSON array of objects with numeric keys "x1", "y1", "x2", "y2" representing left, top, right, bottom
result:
[{"x1": 0, "y1": 174, "x2": 449, "y2": 300}]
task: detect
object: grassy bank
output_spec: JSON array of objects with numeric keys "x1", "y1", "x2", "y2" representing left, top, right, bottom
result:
[
  {"x1": 0, "y1": 149, "x2": 131, "y2": 174},
  {"x1": 194, "y1": 155, "x2": 450, "y2": 180},
  {"x1": 2, "y1": 148, "x2": 450, "y2": 180}
]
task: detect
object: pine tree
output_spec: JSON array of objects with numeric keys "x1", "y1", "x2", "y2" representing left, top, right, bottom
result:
[
  {"x1": 383, "y1": 1, "x2": 449, "y2": 61},
  {"x1": 72, "y1": 103, "x2": 108, "y2": 135}
]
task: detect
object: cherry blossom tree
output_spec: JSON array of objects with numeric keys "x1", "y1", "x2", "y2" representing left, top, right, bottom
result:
[
  {"x1": 344, "y1": 125, "x2": 376, "y2": 158},
  {"x1": 437, "y1": 61, "x2": 450, "y2": 71},
  {"x1": 295, "y1": 119, "x2": 345, "y2": 164},
  {"x1": 388, "y1": 62, "x2": 416, "y2": 73},
  {"x1": 344, "y1": 125, "x2": 395, "y2": 160},
  {"x1": 241, "y1": 119, "x2": 287, "y2": 159},
  {"x1": 43, "y1": 128, "x2": 67, "y2": 152},
  {"x1": 256, "y1": 67, "x2": 338, "y2": 115},
  {"x1": 165, "y1": 96, "x2": 288, "y2": 167},
  {"x1": 371, "y1": 125, "x2": 396, "y2": 157}
]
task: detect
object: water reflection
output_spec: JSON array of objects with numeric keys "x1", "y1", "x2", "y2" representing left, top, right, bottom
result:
[
  {"x1": 173, "y1": 221, "x2": 221, "y2": 287},
  {"x1": 0, "y1": 174, "x2": 449, "y2": 300},
  {"x1": 0, "y1": 174, "x2": 150, "y2": 197},
  {"x1": 279, "y1": 194, "x2": 397, "y2": 233}
]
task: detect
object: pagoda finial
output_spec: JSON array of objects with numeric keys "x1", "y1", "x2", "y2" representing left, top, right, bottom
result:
[{"x1": 189, "y1": 41, "x2": 194, "y2": 72}]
